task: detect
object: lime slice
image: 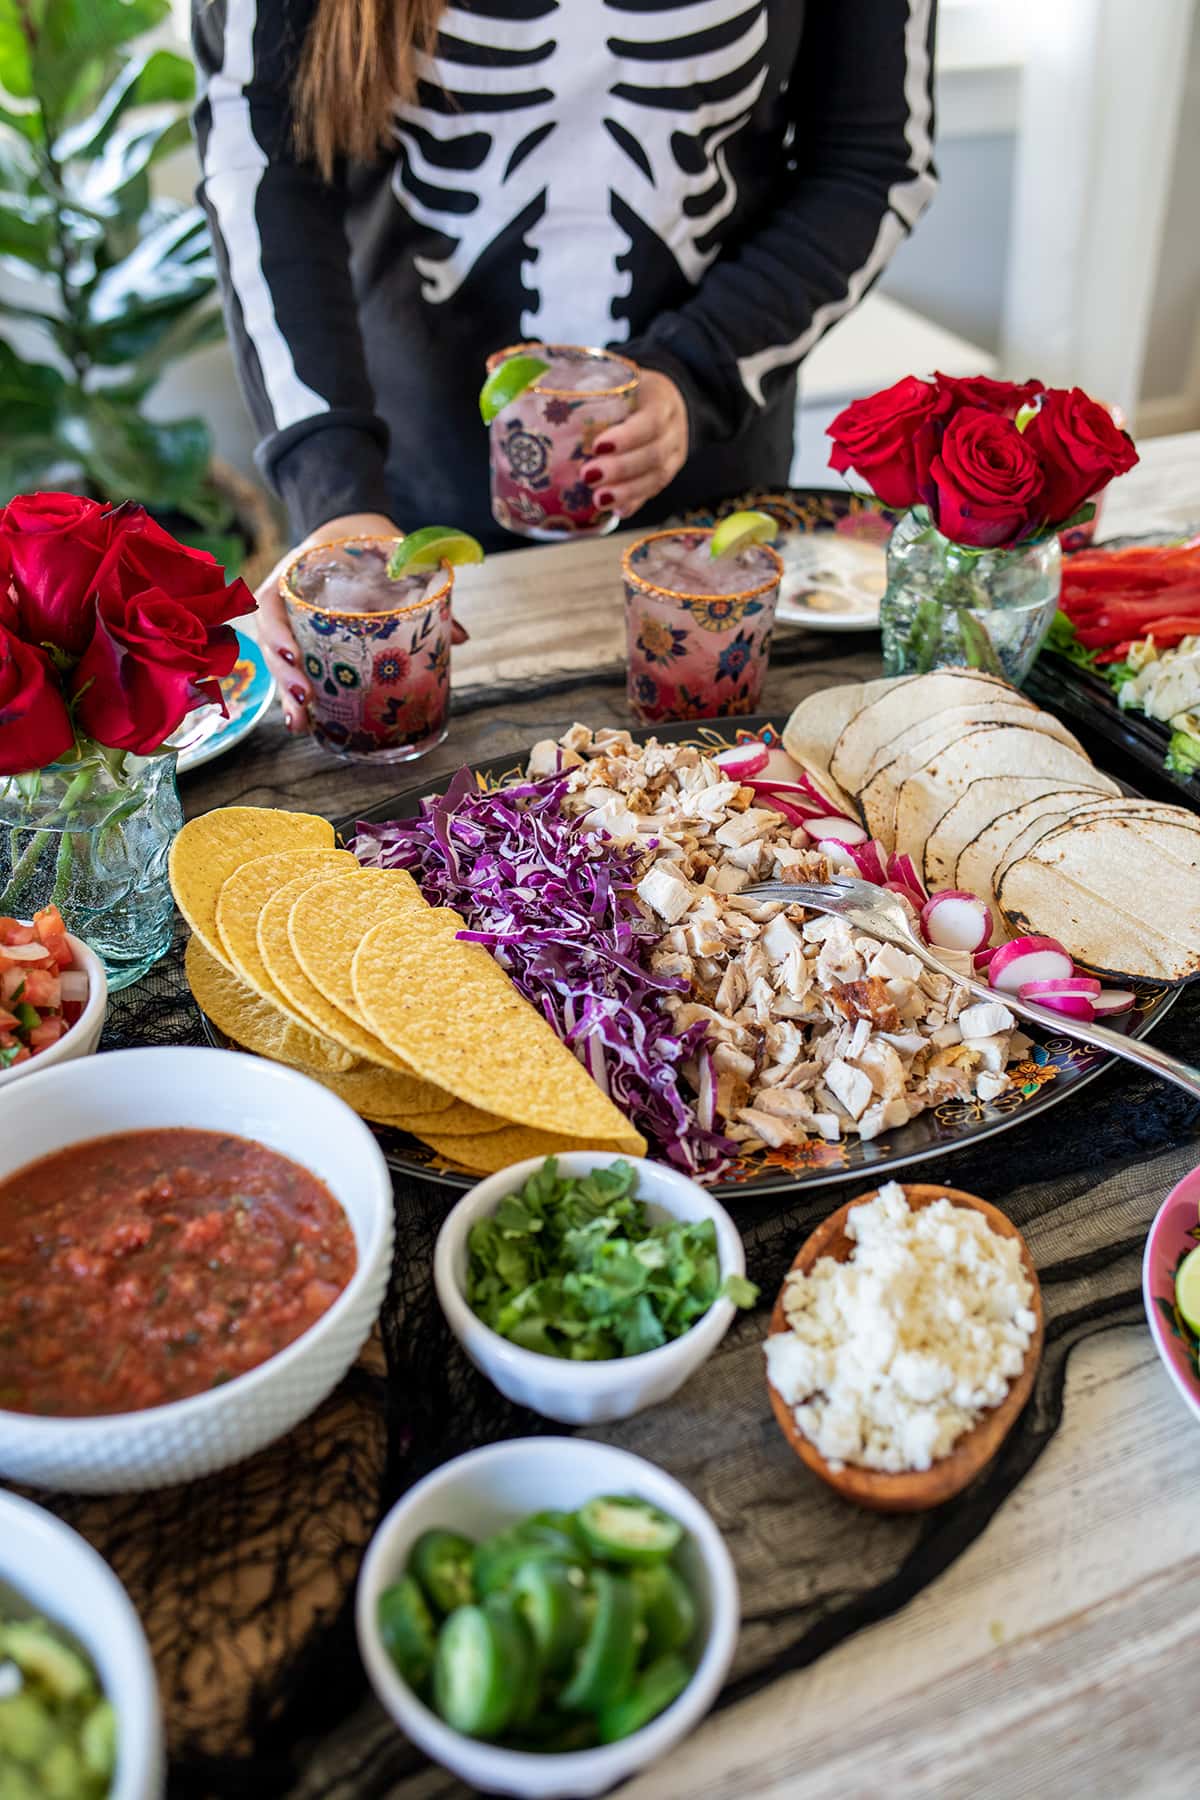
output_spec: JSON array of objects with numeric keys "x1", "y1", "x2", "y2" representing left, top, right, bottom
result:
[
  {"x1": 1175, "y1": 1243, "x2": 1200, "y2": 1334},
  {"x1": 387, "y1": 527, "x2": 485, "y2": 577},
  {"x1": 709, "y1": 509, "x2": 778, "y2": 558},
  {"x1": 479, "y1": 354, "x2": 551, "y2": 424}
]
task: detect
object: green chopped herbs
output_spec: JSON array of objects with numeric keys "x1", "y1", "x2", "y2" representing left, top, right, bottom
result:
[{"x1": 465, "y1": 1158, "x2": 757, "y2": 1360}]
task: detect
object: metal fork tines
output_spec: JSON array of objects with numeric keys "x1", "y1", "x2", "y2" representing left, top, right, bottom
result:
[{"x1": 743, "y1": 877, "x2": 1200, "y2": 1104}]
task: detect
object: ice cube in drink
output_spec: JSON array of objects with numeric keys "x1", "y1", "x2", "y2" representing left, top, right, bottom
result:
[
  {"x1": 486, "y1": 342, "x2": 638, "y2": 541},
  {"x1": 633, "y1": 532, "x2": 779, "y2": 598},
  {"x1": 286, "y1": 540, "x2": 442, "y2": 613}
]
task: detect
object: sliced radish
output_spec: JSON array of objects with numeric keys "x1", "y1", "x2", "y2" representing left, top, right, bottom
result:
[
  {"x1": 973, "y1": 946, "x2": 999, "y2": 972},
  {"x1": 887, "y1": 852, "x2": 928, "y2": 901},
  {"x1": 818, "y1": 838, "x2": 860, "y2": 870},
  {"x1": 1018, "y1": 989, "x2": 1096, "y2": 1020},
  {"x1": 802, "y1": 815, "x2": 867, "y2": 844},
  {"x1": 751, "y1": 789, "x2": 814, "y2": 830},
  {"x1": 59, "y1": 970, "x2": 89, "y2": 1006},
  {"x1": 713, "y1": 742, "x2": 769, "y2": 779},
  {"x1": 842, "y1": 838, "x2": 888, "y2": 886},
  {"x1": 1020, "y1": 977, "x2": 1102, "y2": 1002},
  {"x1": 988, "y1": 935, "x2": 1075, "y2": 994},
  {"x1": 921, "y1": 891, "x2": 991, "y2": 953},
  {"x1": 759, "y1": 746, "x2": 807, "y2": 785},
  {"x1": 1094, "y1": 988, "x2": 1136, "y2": 1017}
]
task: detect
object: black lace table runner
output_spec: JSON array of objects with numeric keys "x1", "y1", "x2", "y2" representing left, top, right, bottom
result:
[{"x1": 29, "y1": 935, "x2": 1200, "y2": 1799}]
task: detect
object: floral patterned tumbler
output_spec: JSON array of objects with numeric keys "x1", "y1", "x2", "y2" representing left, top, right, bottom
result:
[
  {"x1": 623, "y1": 529, "x2": 784, "y2": 724},
  {"x1": 487, "y1": 343, "x2": 639, "y2": 540},
  {"x1": 281, "y1": 537, "x2": 454, "y2": 762}
]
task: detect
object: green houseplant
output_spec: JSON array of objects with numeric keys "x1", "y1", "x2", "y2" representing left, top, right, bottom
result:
[{"x1": 0, "y1": 0, "x2": 245, "y2": 567}]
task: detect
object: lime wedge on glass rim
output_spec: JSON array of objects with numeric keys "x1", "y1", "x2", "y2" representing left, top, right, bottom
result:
[
  {"x1": 1175, "y1": 1243, "x2": 1200, "y2": 1335},
  {"x1": 708, "y1": 509, "x2": 778, "y2": 559},
  {"x1": 478, "y1": 354, "x2": 551, "y2": 425},
  {"x1": 387, "y1": 527, "x2": 485, "y2": 578}
]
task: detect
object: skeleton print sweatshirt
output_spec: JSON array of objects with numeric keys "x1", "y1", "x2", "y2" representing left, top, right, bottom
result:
[{"x1": 192, "y1": 1, "x2": 938, "y2": 547}]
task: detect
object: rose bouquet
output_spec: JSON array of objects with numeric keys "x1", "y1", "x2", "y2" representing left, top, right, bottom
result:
[
  {"x1": 827, "y1": 375, "x2": 1138, "y2": 679},
  {"x1": 0, "y1": 492, "x2": 255, "y2": 983}
]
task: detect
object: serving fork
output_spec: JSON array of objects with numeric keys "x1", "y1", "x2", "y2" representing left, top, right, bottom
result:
[{"x1": 744, "y1": 875, "x2": 1200, "y2": 1103}]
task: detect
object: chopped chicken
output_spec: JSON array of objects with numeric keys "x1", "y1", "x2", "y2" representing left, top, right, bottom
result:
[{"x1": 529, "y1": 726, "x2": 1016, "y2": 1157}]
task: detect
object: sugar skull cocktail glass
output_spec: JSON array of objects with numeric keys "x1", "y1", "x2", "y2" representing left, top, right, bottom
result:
[
  {"x1": 487, "y1": 343, "x2": 639, "y2": 540},
  {"x1": 281, "y1": 537, "x2": 454, "y2": 763},
  {"x1": 623, "y1": 529, "x2": 784, "y2": 724}
]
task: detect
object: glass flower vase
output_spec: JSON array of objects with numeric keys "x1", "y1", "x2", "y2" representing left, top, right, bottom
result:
[
  {"x1": 879, "y1": 510, "x2": 1062, "y2": 685},
  {"x1": 0, "y1": 750, "x2": 183, "y2": 990}
]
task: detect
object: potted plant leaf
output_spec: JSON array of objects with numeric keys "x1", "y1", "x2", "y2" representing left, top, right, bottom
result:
[{"x1": 0, "y1": 0, "x2": 271, "y2": 573}]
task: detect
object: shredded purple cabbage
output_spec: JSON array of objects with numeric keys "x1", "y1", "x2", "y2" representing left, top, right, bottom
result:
[{"x1": 353, "y1": 767, "x2": 736, "y2": 1179}]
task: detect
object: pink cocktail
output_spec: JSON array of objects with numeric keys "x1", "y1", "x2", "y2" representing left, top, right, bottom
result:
[
  {"x1": 623, "y1": 528, "x2": 784, "y2": 724},
  {"x1": 281, "y1": 537, "x2": 454, "y2": 763},
  {"x1": 487, "y1": 343, "x2": 638, "y2": 540}
]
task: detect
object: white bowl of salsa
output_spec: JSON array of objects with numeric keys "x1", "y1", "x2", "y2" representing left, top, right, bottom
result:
[
  {"x1": 0, "y1": 913, "x2": 107, "y2": 1091},
  {"x1": 0, "y1": 1046, "x2": 394, "y2": 1493}
]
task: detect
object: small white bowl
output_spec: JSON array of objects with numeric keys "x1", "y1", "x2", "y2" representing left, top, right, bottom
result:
[
  {"x1": 0, "y1": 1489, "x2": 163, "y2": 1799},
  {"x1": 0, "y1": 1046, "x2": 394, "y2": 1493},
  {"x1": 434, "y1": 1153, "x2": 746, "y2": 1424},
  {"x1": 0, "y1": 930, "x2": 107, "y2": 1091},
  {"x1": 356, "y1": 1437, "x2": 739, "y2": 1798}
]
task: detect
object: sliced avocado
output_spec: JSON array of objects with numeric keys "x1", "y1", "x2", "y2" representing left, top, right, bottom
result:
[
  {"x1": 0, "y1": 1691, "x2": 55, "y2": 1764},
  {"x1": 37, "y1": 1740, "x2": 87, "y2": 1799},
  {"x1": 80, "y1": 1700, "x2": 116, "y2": 1778},
  {"x1": 0, "y1": 1623, "x2": 92, "y2": 1703}
]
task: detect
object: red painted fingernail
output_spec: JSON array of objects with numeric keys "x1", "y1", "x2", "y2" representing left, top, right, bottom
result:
[
  {"x1": 583, "y1": 466, "x2": 602, "y2": 484},
  {"x1": 289, "y1": 683, "x2": 307, "y2": 705},
  {"x1": 594, "y1": 440, "x2": 615, "y2": 455},
  {"x1": 277, "y1": 646, "x2": 297, "y2": 666},
  {"x1": 598, "y1": 491, "x2": 614, "y2": 506}
]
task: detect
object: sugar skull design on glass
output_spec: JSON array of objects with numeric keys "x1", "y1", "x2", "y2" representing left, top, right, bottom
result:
[
  {"x1": 623, "y1": 529, "x2": 783, "y2": 724},
  {"x1": 281, "y1": 538, "x2": 455, "y2": 763},
  {"x1": 487, "y1": 343, "x2": 639, "y2": 540}
]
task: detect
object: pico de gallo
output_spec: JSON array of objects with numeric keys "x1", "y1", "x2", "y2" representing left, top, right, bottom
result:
[
  {"x1": 0, "y1": 1128, "x2": 356, "y2": 1417},
  {"x1": 0, "y1": 906, "x2": 88, "y2": 1072}
]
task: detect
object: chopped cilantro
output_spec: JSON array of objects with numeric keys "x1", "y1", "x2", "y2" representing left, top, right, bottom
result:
[{"x1": 465, "y1": 1157, "x2": 758, "y2": 1361}]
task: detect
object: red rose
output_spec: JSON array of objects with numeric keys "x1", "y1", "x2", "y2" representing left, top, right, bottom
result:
[
  {"x1": 929, "y1": 407, "x2": 1046, "y2": 548},
  {"x1": 827, "y1": 376, "x2": 952, "y2": 509},
  {"x1": 1023, "y1": 387, "x2": 1138, "y2": 524},
  {"x1": 0, "y1": 491, "x2": 117, "y2": 656},
  {"x1": 0, "y1": 620, "x2": 75, "y2": 776},
  {"x1": 932, "y1": 372, "x2": 1045, "y2": 417},
  {"x1": 70, "y1": 585, "x2": 244, "y2": 754}
]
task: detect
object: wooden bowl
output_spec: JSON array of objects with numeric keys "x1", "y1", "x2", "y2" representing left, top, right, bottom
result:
[{"x1": 766, "y1": 1183, "x2": 1044, "y2": 1513}]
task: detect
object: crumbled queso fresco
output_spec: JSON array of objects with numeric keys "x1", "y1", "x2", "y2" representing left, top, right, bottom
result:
[{"x1": 764, "y1": 1183, "x2": 1037, "y2": 1473}]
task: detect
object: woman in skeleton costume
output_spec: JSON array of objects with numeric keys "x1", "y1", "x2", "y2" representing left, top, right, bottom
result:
[{"x1": 192, "y1": 0, "x2": 937, "y2": 728}]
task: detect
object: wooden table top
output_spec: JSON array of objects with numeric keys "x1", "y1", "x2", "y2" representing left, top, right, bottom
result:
[{"x1": 184, "y1": 438, "x2": 1200, "y2": 1800}]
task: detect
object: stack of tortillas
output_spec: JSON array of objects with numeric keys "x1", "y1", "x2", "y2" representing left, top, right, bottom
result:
[
  {"x1": 169, "y1": 805, "x2": 646, "y2": 1171},
  {"x1": 784, "y1": 669, "x2": 1200, "y2": 983}
]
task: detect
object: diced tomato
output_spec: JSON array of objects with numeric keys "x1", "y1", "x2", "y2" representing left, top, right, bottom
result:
[
  {"x1": 0, "y1": 919, "x2": 36, "y2": 947},
  {"x1": 29, "y1": 1017, "x2": 67, "y2": 1051},
  {"x1": 61, "y1": 1001, "x2": 83, "y2": 1026},
  {"x1": 0, "y1": 1008, "x2": 17, "y2": 1032},
  {"x1": 33, "y1": 908, "x2": 74, "y2": 970},
  {"x1": 21, "y1": 969, "x2": 61, "y2": 1010}
]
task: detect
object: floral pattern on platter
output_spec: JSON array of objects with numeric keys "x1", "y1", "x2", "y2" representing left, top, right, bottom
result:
[
  {"x1": 488, "y1": 343, "x2": 637, "y2": 540},
  {"x1": 287, "y1": 589, "x2": 453, "y2": 764}
]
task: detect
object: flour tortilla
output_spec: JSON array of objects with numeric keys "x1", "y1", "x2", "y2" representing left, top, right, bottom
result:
[
  {"x1": 861, "y1": 701, "x2": 1085, "y2": 789},
  {"x1": 923, "y1": 777, "x2": 1091, "y2": 891},
  {"x1": 997, "y1": 814, "x2": 1200, "y2": 983},
  {"x1": 863, "y1": 722, "x2": 1114, "y2": 852},
  {"x1": 829, "y1": 669, "x2": 1034, "y2": 795},
  {"x1": 782, "y1": 677, "x2": 909, "y2": 813}
]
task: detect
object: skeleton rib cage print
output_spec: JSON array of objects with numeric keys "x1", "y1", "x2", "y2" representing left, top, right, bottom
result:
[{"x1": 393, "y1": 1, "x2": 772, "y2": 350}]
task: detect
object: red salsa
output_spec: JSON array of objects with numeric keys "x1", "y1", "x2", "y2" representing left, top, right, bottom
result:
[{"x1": 0, "y1": 1128, "x2": 357, "y2": 1417}]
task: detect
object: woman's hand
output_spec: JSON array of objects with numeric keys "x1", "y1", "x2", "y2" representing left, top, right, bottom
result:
[
  {"x1": 581, "y1": 369, "x2": 689, "y2": 522},
  {"x1": 257, "y1": 509, "x2": 471, "y2": 733}
]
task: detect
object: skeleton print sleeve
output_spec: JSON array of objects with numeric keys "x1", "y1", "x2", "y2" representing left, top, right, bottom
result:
[
  {"x1": 191, "y1": 0, "x2": 393, "y2": 535},
  {"x1": 623, "y1": 0, "x2": 938, "y2": 450}
]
